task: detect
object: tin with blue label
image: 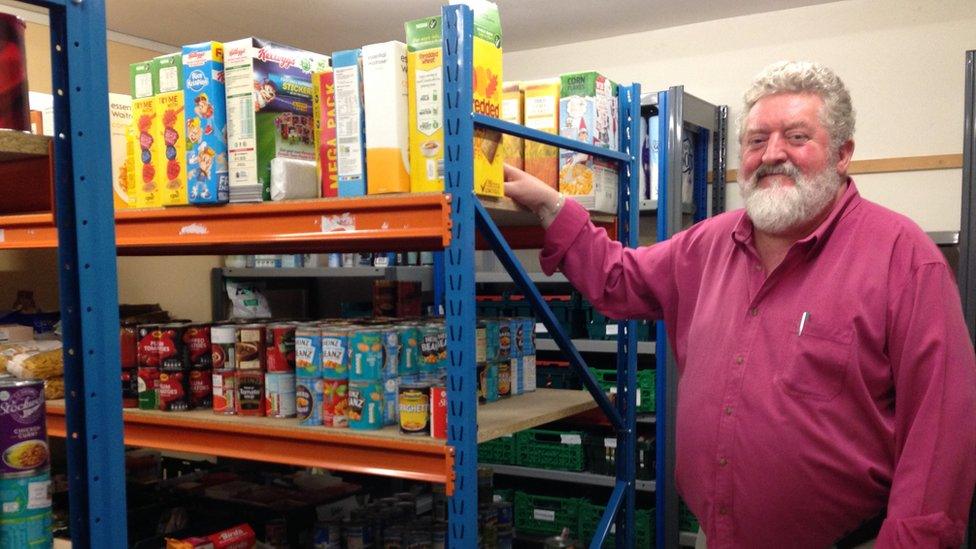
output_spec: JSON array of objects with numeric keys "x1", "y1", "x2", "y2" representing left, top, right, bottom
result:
[
  {"x1": 0, "y1": 470, "x2": 51, "y2": 519},
  {"x1": 398, "y1": 324, "x2": 421, "y2": 377},
  {"x1": 348, "y1": 380, "x2": 384, "y2": 430},
  {"x1": 349, "y1": 329, "x2": 384, "y2": 381},
  {"x1": 484, "y1": 319, "x2": 500, "y2": 362},
  {"x1": 295, "y1": 325, "x2": 322, "y2": 378},
  {"x1": 380, "y1": 326, "x2": 400, "y2": 379},
  {"x1": 320, "y1": 324, "x2": 351, "y2": 380},
  {"x1": 295, "y1": 377, "x2": 323, "y2": 427},
  {"x1": 383, "y1": 377, "x2": 399, "y2": 427}
]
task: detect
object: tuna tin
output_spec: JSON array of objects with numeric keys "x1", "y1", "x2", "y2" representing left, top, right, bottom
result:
[
  {"x1": 158, "y1": 370, "x2": 191, "y2": 411},
  {"x1": 320, "y1": 324, "x2": 350, "y2": 379},
  {"x1": 265, "y1": 323, "x2": 296, "y2": 372},
  {"x1": 295, "y1": 325, "x2": 322, "y2": 378},
  {"x1": 295, "y1": 377, "x2": 323, "y2": 426},
  {"x1": 188, "y1": 369, "x2": 213, "y2": 408},
  {"x1": 0, "y1": 379, "x2": 47, "y2": 475},
  {"x1": 347, "y1": 380, "x2": 384, "y2": 430},
  {"x1": 210, "y1": 325, "x2": 237, "y2": 371},
  {"x1": 349, "y1": 328, "x2": 384, "y2": 381},
  {"x1": 430, "y1": 385, "x2": 447, "y2": 439},
  {"x1": 0, "y1": 470, "x2": 51, "y2": 518},
  {"x1": 398, "y1": 383, "x2": 430, "y2": 435},
  {"x1": 184, "y1": 324, "x2": 212, "y2": 369},
  {"x1": 265, "y1": 372, "x2": 296, "y2": 418},
  {"x1": 322, "y1": 379, "x2": 348, "y2": 428},
  {"x1": 212, "y1": 370, "x2": 236, "y2": 415},
  {"x1": 235, "y1": 324, "x2": 266, "y2": 371},
  {"x1": 235, "y1": 370, "x2": 265, "y2": 416}
]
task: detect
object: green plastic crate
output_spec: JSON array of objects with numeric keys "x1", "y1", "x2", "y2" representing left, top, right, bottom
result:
[
  {"x1": 679, "y1": 499, "x2": 699, "y2": 533},
  {"x1": 589, "y1": 368, "x2": 655, "y2": 413},
  {"x1": 578, "y1": 502, "x2": 653, "y2": 549},
  {"x1": 583, "y1": 304, "x2": 653, "y2": 341},
  {"x1": 514, "y1": 491, "x2": 584, "y2": 537},
  {"x1": 584, "y1": 434, "x2": 655, "y2": 481},
  {"x1": 479, "y1": 435, "x2": 517, "y2": 465},
  {"x1": 516, "y1": 429, "x2": 586, "y2": 471}
]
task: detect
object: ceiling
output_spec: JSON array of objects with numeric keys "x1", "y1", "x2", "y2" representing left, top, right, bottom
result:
[{"x1": 13, "y1": 0, "x2": 835, "y2": 53}]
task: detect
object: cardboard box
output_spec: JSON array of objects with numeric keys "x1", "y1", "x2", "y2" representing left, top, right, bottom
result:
[
  {"x1": 130, "y1": 60, "x2": 161, "y2": 208},
  {"x1": 224, "y1": 38, "x2": 329, "y2": 202},
  {"x1": 363, "y1": 41, "x2": 410, "y2": 194},
  {"x1": 521, "y1": 78, "x2": 559, "y2": 189},
  {"x1": 154, "y1": 53, "x2": 188, "y2": 206},
  {"x1": 183, "y1": 41, "x2": 229, "y2": 205},
  {"x1": 332, "y1": 49, "x2": 366, "y2": 197},
  {"x1": 0, "y1": 324, "x2": 33, "y2": 343},
  {"x1": 108, "y1": 93, "x2": 133, "y2": 209},
  {"x1": 501, "y1": 81, "x2": 523, "y2": 169},
  {"x1": 312, "y1": 70, "x2": 339, "y2": 197},
  {"x1": 558, "y1": 71, "x2": 618, "y2": 213}
]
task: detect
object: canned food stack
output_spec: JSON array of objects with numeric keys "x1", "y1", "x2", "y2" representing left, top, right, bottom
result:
[
  {"x1": 347, "y1": 323, "x2": 388, "y2": 430},
  {"x1": 317, "y1": 321, "x2": 351, "y2": 428},
  {"x1": 0, "y1": 377, "x2": 53, "y2": 548},
  {"x1": 318, "y1": 492, "x2": 448, "y2": 549},
  {"x1": 120, "y1": 324, "x2": 139, "y2": 408},
  {"x1": 264, "y1": 323, "x2": 297, "y2": 418},
  {"x1": 136, "y1": 323, "x2": 213, "y2": 412}
]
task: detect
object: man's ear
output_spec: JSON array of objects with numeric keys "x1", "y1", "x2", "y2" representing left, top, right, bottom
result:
[{"x1": 836, "y1": 139, "x2": 854, "y2": 175}]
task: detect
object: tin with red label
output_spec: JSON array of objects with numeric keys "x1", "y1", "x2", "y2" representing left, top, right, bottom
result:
[
  {"x1": 158, "y1": 370, "x2": 191, "y2": 411},
  {"x1": 137, "y1": 367, "x2": 159, "y2": 410},
  {"x1": 136, "y1": 324, "x2": 161, "y2": 368},
  {"x1": 212, "y1": 370, "x2": 236, "y2": 415},
  {"x1": 210, "y1": 325, "x2": 236, "y2": 371},
  {"x1": 430, "y1": 385, "x2": 447, "y2": 439},
  {"x1": 189, "y1": 369, "x2": 213, "y2": 408},
  {"x1": 236, "y1": 371, "x2": 265, "y2": 415},
  {"x1": 322, "y1": 379, "x2": 348, "y2": 428},
  {"x1": 120, "y1": 325, "x2": 138, "y2": 369},
  {"x1": 184, "y1": 324, "x2": 212, "y2": 370},
  {"x1": 235, "y1": 324, "x2": 266, "y2": 371},
  {"x1": 295, "y1": 377, "x2": 323, "y2": 426},
  {"x1": 265, "y1": 372, "x2": 296, "y2": 418},
  {"x1": 159, "y1": 323, "x2": 189, "y2": 372},
  {"x1": 121, "y1": 369, "x2": 138, "y2": 408},
  {"x1": 265, "y1": 323, "x2": 296, "y2": 372}
]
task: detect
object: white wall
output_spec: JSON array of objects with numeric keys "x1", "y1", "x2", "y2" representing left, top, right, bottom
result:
[{"x1": 503, "y1": 0, "x2": 976, "y2": 231}]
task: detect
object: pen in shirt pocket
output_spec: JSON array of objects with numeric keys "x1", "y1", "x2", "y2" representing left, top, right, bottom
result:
[{"x1": 798, "y1": 311, "x2": 810, "y2": 336}]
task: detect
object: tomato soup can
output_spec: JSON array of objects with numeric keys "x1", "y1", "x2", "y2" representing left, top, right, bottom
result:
[
  {"x1": 398, "y1": 323, "x2": 421, "y2": 377},
  {"x1": 0, "y1": 379, "x2": 48, "y2": 475},
  {"x1": 189, "y1": 369, "x2": 213, "y2": 408},
  {"x1": 398, "y1": 383, "x2": 430, "y2": 435},
  {"x1": 349, "y1": 328, "x2": 384, "y2": 381},
  {"x1": 265, "y1": 372, "x2": 296, "y2": 418},
  {"x1": 295, "y1": 325, "x2": 322, "y2": 378},
  {"x1": 184, "y1": 324, "x2": 212, "y2": 370},
  {"x1": 210, "y1": 325, "x2": 237, "y2": 371},
  {"x1": 322, "y1": 379, "x2": 348, "y2": 428},
  {"x1": 295, "y1": 377, "x2": 323, "y2": 426},
  {"x1": 320, "y1": 324, "x2": 350, "y2": 380},
  {"x1": 235, "y1": 324, "x2": 266, "y2": 371},
  {"x1": 212, "y1": 370, "x2": 236, "y2": 415},
  {"x1": 430, "y1": 385, "x2": 447, "y2": 439},
  {"x1": 383, "y1": 377, "x2": 399, "y2": 427},
  {"x1": 235, "y1": 370, "x2": 265, "y2": 416},
  {"x1": 347, "y1": 380, "x2": 384, "y2": 430},
  {"x1": 265, "y1": 323, "x2": 296, "y2": 372}
]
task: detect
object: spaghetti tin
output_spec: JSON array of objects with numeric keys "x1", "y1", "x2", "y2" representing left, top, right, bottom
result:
[
  {"x1": 430, "y1": 385, "x2": 447, "y2": 439},
  {"x1": 398, "y1": 382, "x2": 430, "y2": 435},
  {"x1": 295, "y1": 377, "x2": 323, "y2": 426},
  {"x1": 235, "y1": 370, "x2": 265, "y2": 416},
  {"x1": 210, "y1": 324, "x2": 236, "y2": 371},
  {"x1": 184, "y1": 324, "x2": 212, "y2": 369},
  {"x1": 320, "y1": 324, "x2": 350, "y2": 379},
  {"x1": 265, "y1": 323, "x2": 296, "y2": 372},
  {"x1": 265, "y1": 372, "x2": 296, "y2": 418},
  {"x1": 322, "y1": 379, "x2": 348, "y2": 428},
  {"x1": 398, "y1": 323, "x2": 421, "y2": 377},
  {"x1": 295, "y1": 324, "x2": 322, "y2": 378},
  {"x1": 349, "y1": 328, "x2": 384, "y2": 381},
  {"x1": 188, "y1": 369, "x2": 213, "y2": 408},
  {"x1": 347, "y1": 380, "x2": 384, "y2": 430},
  {"x1": 137, "y1": 366, "x2": 160, "y2": 410},
  {"x1": 212, "y1": 370, "x2": 236, "y2": 415},
  {"x1": 235, "y1": 324, "x2": 266, "y2": 371},
  {"x1": 0, "y1": 379, "x2": 48, "y2": 475},
  {"x1": 157, "y1": 370, "x2": 191, "y2": 411}
]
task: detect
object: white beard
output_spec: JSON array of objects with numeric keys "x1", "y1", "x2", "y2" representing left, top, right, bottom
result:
[{"x1": 738, "y1": 160, "x2": 843, "y2": 234}]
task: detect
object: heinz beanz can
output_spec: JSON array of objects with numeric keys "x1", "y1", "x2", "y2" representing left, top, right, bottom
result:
[
  {"x1": 210, "y1": 324, "x2": 236, "y2": 371},
  {"x1": 212, "y1": 370, "x2": 236, "y2": 414},
  {"x1": 265, "y1": 372, "x2": 296, "y2": 418},
  {"x1": 348, "y1": 380, "x2": 384, "y2": 430},
  {"x1": 295, "y1": 325, "x2": 322, "y2": 378},
  {"x1": 296, "y1": 377, "x2": 323, "y2": 426},
  {"x1": 322, "y1": 379, "x2": 348, "y2": 428},
  {"x1": 349, "y1": 328, "x2": 384, "y2": 381},
  {"x1": 265, "y1": 323, "x2": 296, "y2": 372},
  {"x1": 419, "y1": 323, "x2": 443, "y2": 376},
  {"x1": 320, "y1": 324, "x2": 350, "y2": 379},
  {"x1": 0, "y1": 379, "x2": 48, "y2": 476}
]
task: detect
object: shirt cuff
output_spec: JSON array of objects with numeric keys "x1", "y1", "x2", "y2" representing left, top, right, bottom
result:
[
  {"x1": 875, "y1": 512, "x2": 965, "y2": 548},
  {"x1": 539, "y1": 198, "x2": 590, "y2": 276}
]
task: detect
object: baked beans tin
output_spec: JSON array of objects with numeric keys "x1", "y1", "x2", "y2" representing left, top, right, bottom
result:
[
  {"x1": 398, "y1": 324, "x2": 421, "y2": 377},
  {"x1": 419, "y1": 322, "x2": 445, "y2": 376},
  {"x1": 265, "y1": 372, "x2": 296, "y2": 418},
  {"x1": 380, "y1": 326, "x2": 400, "y2": 379},
  {"x1": 497, "y1": 361, "x2": 512, "y2": 398},
  {"x1": 159, "y1": 323, "x2": 189, "y2": 372},
  {"x1": 189, "y1": 369, "x2": 213, "y2": 408},
  {"x1": 137, "y1": 367, "x2": 159, "y2": 410},
  {"x1": 382, "y1": 377, "x2": 399, "y2": 427},
  {"x1": 320, "y1": 324, "x2": 350, "y2": 380},
  {"x1": 265, "y1": 323, "x2": 296, "y2": 372},
  {"x1": 483, "y1": 319, "x2": 499, "y2": 362},
  {"x1": 210, "y1": 325, "x2": 236, "y2": 371},
  {"x1": 158, "y1": 370, "x2": 191, "y2": 411},
  {"x1": 322, "y1": 379, "x2": 348, "y2": 428},
  {"x1": 235, "y1": 324, "x2": 266, "y2": 371},
  {"x1": 508, "y1": 318, "x2": 523, "y2": 359},
  {"x1": 0, "y1": 379, "x2": 48, "y2": 475},
  {"x1": 347, "y1": 380, "x2": 384, "y2": 430},
  {"x1": 212, "y1": 370, "x2": 236, "y2": 415},
  {"x1": 398, "y1": 383, "x2": 430, "y2": 435},
  {"x1": 295, "y1": 325, "x2": 322, "y2": 378},
  {"x1": 0, "y1": 512, "x2": 52, "y2": 549},
  {"x1": 497, "y1": 320, "x2": 511, "y2": 361},
  {"x1": 430, "y1": 385, "x2": 447, "y2": 439},
  {"x1": 184, "y1": 324, "x2": 212, "y2": 370},
  {"x1": 235, "y1": 370, "x2": 265, "y2": 416},
  {"x1": 475, "y1": 321, "x2": 487, "y2": 364},
  {"x1": 121, "y1": 369, "x2": 138, "y2": 408},
  {"x1": 295, "y1": 377, "x2": 323, "y2": 426},
  {"x1": 349, "y1": 329, "x2": 384, "y2": 381}
]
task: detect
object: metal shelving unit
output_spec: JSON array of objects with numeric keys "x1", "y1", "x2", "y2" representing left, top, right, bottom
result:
[
  {"x1": 959, "y1": 49, "x2": 976, "y2": 549},
  {"x1": 487, "y1": 464, "x2": 656, "y2": 493},
  {"x1": 536, "y1": 337, "x2": 655, "y2": 355}
]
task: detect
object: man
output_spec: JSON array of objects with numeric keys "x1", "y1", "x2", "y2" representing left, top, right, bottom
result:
[{"x1": 504, "y1": 61, "x2": 976, "y2": 547}]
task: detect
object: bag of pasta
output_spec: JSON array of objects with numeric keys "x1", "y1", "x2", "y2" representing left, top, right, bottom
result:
[{"x1": 0, "y1": 340, "x2": 63, "y2": 378}]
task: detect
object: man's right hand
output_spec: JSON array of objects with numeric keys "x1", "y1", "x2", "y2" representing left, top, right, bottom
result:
[{"x1": 504, "y1": 164, "x2": 564, "y2": 228}]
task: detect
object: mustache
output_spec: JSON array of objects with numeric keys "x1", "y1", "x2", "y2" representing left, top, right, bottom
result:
[{"x1": 753, "y1": 162, "x2": 801, "y2": 180}]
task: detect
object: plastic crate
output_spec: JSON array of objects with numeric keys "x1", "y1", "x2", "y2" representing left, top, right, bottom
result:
[
  {"x1": 583, "y1": 303, "x2": 654, "y2": 341},
  {"x1": 679, "y1": 499, "x2": 699, "y2": 533},
  {"x1": 515, "y1": 293, "x2": 586, "y2": 339},
  {"x1": 589, "y1": 368, "x2": 655, "y2": 413},
  {"x1": 476, "y1": 295, "x2": 508, "y2": 318},
  {"x1": 584, "y1": 435, "x2": 655, "y2": 481},
  {"x1": 578, "y1": 502, "x2": 653, "y2": 549},
  {"x1": 478, "y1": 435, "x2": 517, "y2": 465},
  {"x1": 516, "y1": 429, "x2": 586, "y2": 471},
  {"x1": 514, "y1": 491, "x2": 583, "y2": 537},
  {"x1": 536, "y1": 360, "x2": 581, "y2": 390}
]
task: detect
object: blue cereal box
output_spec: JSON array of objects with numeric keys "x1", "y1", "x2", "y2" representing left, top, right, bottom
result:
[
  {"x1": 332, "y1": 49, "x2": 366, "y2": 197},
  {"x1": 183, "y1": 41, "x2": 229, "y2": 204}
]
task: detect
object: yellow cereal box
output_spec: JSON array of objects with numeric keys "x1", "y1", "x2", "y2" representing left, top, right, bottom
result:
[
  {"x1": 363, "y1": 41, "x2": 410, "y2": 194},
  {"x1": 153, "y1": 53, "x2": 188, "y2": 206},
  {"x1": 406, "y1": 1, "x2": 503, "y2": 196},
  {"x1": 130, "y1": 60, "x2": 161, "y2": 209},
  {"x1": 501, "y1": 81, "x2": 523, "y2": 169},
  {"x1": 108, "y1": 93, "x2": 133, "y2": 209},
  {"x1": 521, "y1": 78, "x2": 560, "y2": 189}
]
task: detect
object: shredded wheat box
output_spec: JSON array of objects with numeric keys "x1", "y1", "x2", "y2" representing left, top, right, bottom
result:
[
  {"x1": 521, "y1": 78, "x2": 559, "y2": 189},
  {"x1": 183, "y1": 41, "x2": 229, "y2": 205},
  {"x1": 362, "y1": 41, "x2": 410, "y2": 194},
  {"x1": 153, "y1": 53, "x2": 188, "y2": 206},
  {"x1": 558, "y1": 71, "x2": 618, "y2": 213},
  {"x1": 109, "y1": 93, "x2": 133, "y2": 209},
  {"x1": 130, "y1": 60, "x2": 161, "y2": 208},
  {"x1": 312, "y1": 70, "x2": 339, "y2": 197},
  {"x1": 501, "y1": 81, "x2": 523, "y2": 169},
  {"x1": 332, "y1": 49, "x2": 367, "y2": 197},
  {"x1": 224, "y1": 38, "x2": 330, "y2": 202}
]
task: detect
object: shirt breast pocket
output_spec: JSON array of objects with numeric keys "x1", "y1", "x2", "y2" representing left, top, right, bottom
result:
[{"x1": 778, "y1": 322, "x2": 853, "y2": 401}]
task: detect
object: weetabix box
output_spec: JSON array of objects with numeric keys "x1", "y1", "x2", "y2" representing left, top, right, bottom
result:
[
  {"x1": 332, "y1": 49, "x2": 366, "y2": 197},
  {"x1": 501, "y1": 81, "x2": 523, "y2": 169},
  {"x1": 224, "y1": 38, "x2": 330, "y2": 202},
  {"x1": 406, "y1": 1, "x2": 503, "y2": 196},
  {"x1": 109, "y1": 93, "x2": 133, "y2": 209},
  {"x1": 183, "y1": 41, "x2": 229, "y2": 205},
  {"x1": 130, "y1": 60, "x2": 161, "y2": 208},
  {"x1": 362, "y1": 41, "x2": 410, "y2": 194},
  {"x1": 312, "y1": 70, "x2": 339, "y2": 197},
  {"x1": 558, "y1": 71, "x2": 618, "y2": 213},
  {"x1": 154, "y1": 54, "x2": 188, "y2": 207},
  {"x1": 521, "y1": 78, "x2": 559, "y2": 189}
]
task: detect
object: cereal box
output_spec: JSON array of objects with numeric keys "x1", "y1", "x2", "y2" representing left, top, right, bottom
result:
[
  {"x1": 109, "y1": 93, "x2": 133, "y2": 209},
  {"x1": 558, "y1": 71, "x2": 618, "y2": 213},
  {"x1": 153, "y1": 54, "x2": 188, "y2": 206},
  {"x1": 362, "y1": 41, "x2": 410, "y2": 194},
  {"x1": 501, "y1": 81, "x2": 523, "y2": 169},
  {"x1": 312, "y1": 70, "x2": 339, "y2": 197},
  {"x1": 521, "y1": 78, "x2": 560, "y2": 189},
  {"x1": 332, "y1": 49, "x2": 366, "y2": 197},
  {"x1": 224, "y1": 38, "x2": 330, "y2": 202},
  {"x1": 406, "y1": 1, "x2": 503, "y2": 196},
  {"x1": 130, "y1": 60, "x2": 160, "y2": 208},
  {"x1": 183, "y1": 41, "x2": 229, "y2": 205}
]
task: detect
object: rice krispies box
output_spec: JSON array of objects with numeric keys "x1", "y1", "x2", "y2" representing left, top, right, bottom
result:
[
  {"x1": 558, "y1": 71, "x2": 618, "y2": 213},
  {"x1": 223, "y1": 38, "x2": 330, "y2": 202},
  {"x1": 183, "y1": 41, "x2": 229, "y2": 205}
]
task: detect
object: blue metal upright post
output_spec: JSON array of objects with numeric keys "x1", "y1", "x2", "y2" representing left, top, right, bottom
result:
[
  {"x1": 37, "y1": 0, "x2": 128, "y2": 546},
  {"x1": 441, "y1": 4, "x2": 478, "y2": 546}
]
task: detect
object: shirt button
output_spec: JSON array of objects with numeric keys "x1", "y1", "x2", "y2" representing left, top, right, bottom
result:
[
  {"x1": 734, "y1": 355, "x2": 743, "y2": 365},
  {"x1": 749, "y1": 307, "x2": 759, "y2": 317},
  {"x1": 754, "y1": 264, "x2": 762, "y2": 271},
  {"x1": 719, "y1": 457, "x2": 728, "y2": 466},
  {"x1": 719, "y1": 506, "x2": 729, "y2": 515},
  {"x1": 724, "y1": 406, "x2": 733, "y2": 415}
]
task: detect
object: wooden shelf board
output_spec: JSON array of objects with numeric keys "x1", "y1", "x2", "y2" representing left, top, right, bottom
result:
[{"x1": 0, "y1": 130, "x2": 51, "y2": 162}]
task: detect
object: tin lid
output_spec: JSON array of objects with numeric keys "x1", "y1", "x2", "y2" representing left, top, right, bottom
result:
[
  {"x1": 210, "y1": 325, "x2": 237, "y2": 343},
  {"x1": 0, "y1": 377, "x2": 44, "y2": 390}
]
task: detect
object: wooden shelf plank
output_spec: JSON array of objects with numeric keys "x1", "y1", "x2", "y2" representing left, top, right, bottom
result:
[{"x1": 0, "y1": 130, "x2": 51, "y2": 162}]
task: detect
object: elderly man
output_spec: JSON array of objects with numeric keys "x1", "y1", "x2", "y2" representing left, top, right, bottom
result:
[{"x1": 504, "y1": 61, "x2": 976, "y2": 547}]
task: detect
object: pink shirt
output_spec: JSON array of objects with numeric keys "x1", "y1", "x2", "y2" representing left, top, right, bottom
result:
[{"x1": 541, "y1": 181, "x2": 976, "y2": 548}]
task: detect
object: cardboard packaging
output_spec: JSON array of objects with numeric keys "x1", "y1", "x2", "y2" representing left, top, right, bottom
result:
[
  {"x1": 312, "y1": 70, "x2": 339, "y2": 197},
  {"x1": 130, "y1": 60, "x2": 161, "y2": 208},
  {"x1": 521, "y1": 78, "x2": 560, "y2": 189},
  {"x1": 153, "y1": 53, "x2": 188, "y2": 206},
  {"x1": 332, "y1": 48, "x2": 367, "y2": 197},
  {"x1": 183, "y1": 41, "x2": 229, "y2": 205},
  {"x1": 224, "y1": 38, "x2": 329, "y2": 202},
  {"x1": 501, "y1": 81, "x2": 523, "y2": 169},
  {"x1": 558, "y1": 71, "x2": 618, "y2": 213},
  {"x1": 0, "y1": 324, "x2": 33, "y2": 343},
  {"x1": 362, "y1": 41, "x2": 410, "y2": 194},
  {"x1": 109, "y1": 93, "x2": 133, "y2": 209}
]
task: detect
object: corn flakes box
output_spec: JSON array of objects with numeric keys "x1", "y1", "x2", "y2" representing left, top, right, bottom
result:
[
  {"x1": 521, "y1": 78, "x2": 560, "y2": 189},
  {"x1": 312, "y1": 70, "x2": 339, "y2": 197},
  {"x1": 332, "y1": 48, "x2": 366, "y2": 197},
  {"x1": 406, "y1": 1, "x2": 503, "y2": 197},
  {"x1": 130, "y1": 60, "x2": 161, "y2": 208},
  {"x1": 153, "y1": 54, "x2": 188, "y2": 206},
  {"x1": 224, "y1": 38, "x2": 330, "y2": 202},
  {"x1": 363, "y1": 41, "x2": 410, "y2": 194},
  {"x1": 501, "y1": 81, "x2": 523, "y2": 169},
  {"x1": 109, "y1": 93, "x2": 133, "y2": 209},
  {"x1": 558, "y1": 71, "x2": 618, "y2": 213},
  {"x1": 183, "y1": 41, "x2": 229, "y2": 205}
]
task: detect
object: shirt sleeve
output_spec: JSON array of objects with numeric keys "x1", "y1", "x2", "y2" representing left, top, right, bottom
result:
[
  {"x1": 877, "y1": 261, "x2": 976, "y2": 547},
  {"x1": 539, "y1": 198, "x2": 675, "y2": 321}
]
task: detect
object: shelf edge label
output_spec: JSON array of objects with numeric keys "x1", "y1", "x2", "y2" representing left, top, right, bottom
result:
[
  {"x1": 178, "y1": 223, "x2": 209, "y2": 236},
  {"x1": 0, "y1": 229, "x2": 4, "y2": 242},
  {"x1": 321, "y1": 213, "x2": 356, "y2": 233}
]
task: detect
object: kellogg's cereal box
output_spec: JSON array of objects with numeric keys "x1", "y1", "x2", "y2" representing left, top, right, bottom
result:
[
  {"x1": 521, "y1": 78, "x2": 560, "y2": 189},
  {"x1": 501, "y1": 81, "x2": 523, "y2": 169},
  {"x1": 224, "y1": 38, "x2": 330, "y2": 202},
  {"x1": 153, "y1": 53, "x2": 189, "y2": 206},
  {"x1": 183, "y1": 41, "x2": 229, "y2": 205},
  {"x1": 332, "y1": 49, "x2": 366, "y2": 197},
  {"x1": 312, "y1": 70, "x2": 339, "y2": 197},
  {"x1": 558, "y1": 71, "x2": 618, "y2": 213},
  {"x1": 362, "y1": 41, "x2": 410, "y2": 194},
  {"x1": 130, "y1": 60, "x2": 161, "y2": 208}
]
